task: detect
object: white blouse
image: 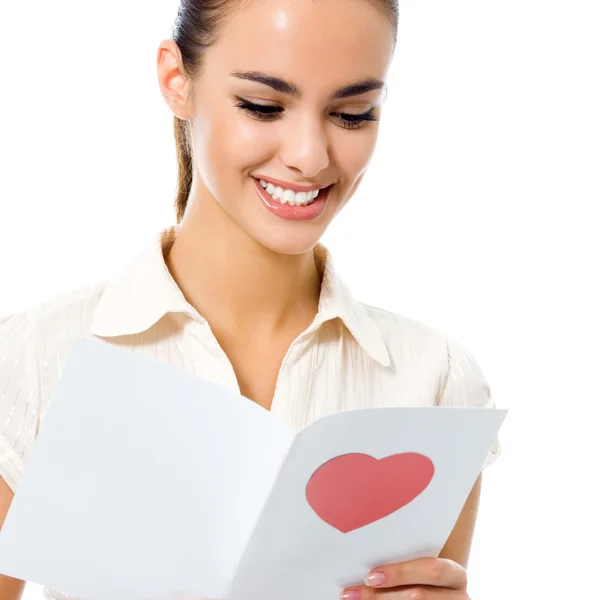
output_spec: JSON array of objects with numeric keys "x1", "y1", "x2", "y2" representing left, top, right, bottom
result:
[{"x1": 0, "y1": 226, "x2": 501, "y2": 600}]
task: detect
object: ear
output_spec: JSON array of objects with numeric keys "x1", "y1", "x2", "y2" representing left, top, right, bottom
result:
[{"x1": 156, "y1": 39, "x2": 193, "y2": 120}]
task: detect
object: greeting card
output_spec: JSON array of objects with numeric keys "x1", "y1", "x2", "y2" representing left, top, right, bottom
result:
[{"x1": 0, "y1": 338, "x2": 507, "y2": 600}]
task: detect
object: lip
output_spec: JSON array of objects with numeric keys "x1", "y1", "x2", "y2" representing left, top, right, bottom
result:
[
  {"x1": 252, "y1": 175, "x2": 329, "y2": 193},
  {"x1": 253, "y1": 176, "x2": 331, "y2": 221}
]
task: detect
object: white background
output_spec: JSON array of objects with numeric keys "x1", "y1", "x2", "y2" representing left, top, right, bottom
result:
[{"x1": 0, "y1": 0, "x2": 598, "y2": 598}]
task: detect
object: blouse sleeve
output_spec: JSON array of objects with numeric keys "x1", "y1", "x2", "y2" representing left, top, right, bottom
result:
[
  {"x1": 437, "y1": 336, "x2": 502, "y2": 471},
  {"x1": 0, "y1": 312, "x2": 42, "y2": 493}
]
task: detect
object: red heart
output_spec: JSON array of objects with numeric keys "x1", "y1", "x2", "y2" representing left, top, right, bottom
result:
[{"x1": 305, "y1": 452, "x2": 435, "y2": 533}]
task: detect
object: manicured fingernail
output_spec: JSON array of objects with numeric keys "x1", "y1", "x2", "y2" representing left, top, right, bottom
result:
[
  {"x1": 365, "y1": 570, "x2": 386, "y2": 586},
  {"x1": 340, "y1": 589, "x2": 361, "y2": 600}
]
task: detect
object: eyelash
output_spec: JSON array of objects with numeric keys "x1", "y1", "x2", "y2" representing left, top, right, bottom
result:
[{"x1": 234, "y1": 98, "x2": 378, "y2": 130}]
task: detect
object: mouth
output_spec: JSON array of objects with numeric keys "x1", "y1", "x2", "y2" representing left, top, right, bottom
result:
[
  {"x1": 252, "y1": 176, "x2": 333, "y2": 221},
  {"x1": 252, "y1": 177, "x2": 331, "y2": 207}
]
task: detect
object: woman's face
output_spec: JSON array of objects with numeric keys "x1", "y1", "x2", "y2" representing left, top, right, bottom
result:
[{"x1": 166, "y1": 0, "x2": 394, "y2": 255}]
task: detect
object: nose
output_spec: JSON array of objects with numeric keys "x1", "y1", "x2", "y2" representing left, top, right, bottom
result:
[{"x1": 279, "y1": 113, "x2": 330, "y2": 179}]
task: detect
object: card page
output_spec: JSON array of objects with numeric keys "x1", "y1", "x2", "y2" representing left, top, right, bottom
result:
[
  {"x1": 228, "y1": 406, "x2": 507, "y2": 600},
  {"x1": 0, "y1": 338, "x2": 295, "y2": 600}
]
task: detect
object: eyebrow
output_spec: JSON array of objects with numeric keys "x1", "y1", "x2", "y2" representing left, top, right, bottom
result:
[{"x1": 230, "y1": 70, "x2": 386, "y2": 101}]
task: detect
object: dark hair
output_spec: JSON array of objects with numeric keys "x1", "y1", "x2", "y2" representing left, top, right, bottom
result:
[{"x1": 170, "y1": 0, "x2": 399, "y2": 223}]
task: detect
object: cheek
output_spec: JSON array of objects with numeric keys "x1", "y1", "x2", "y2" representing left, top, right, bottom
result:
[
  {"x1": 335, "y1": 130, "x2": 378, "y2": 182},
  {"x1": 218, "y1": 108, "x2": 277, "y2": 168},
  {"x1": 192, "y1": 108, "x2": 269, "y2": 194},
  {"x1": 330, "y1": 131, "x2": 378, "y2": 212}
]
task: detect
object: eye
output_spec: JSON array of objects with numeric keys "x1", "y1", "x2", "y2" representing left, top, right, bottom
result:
[
  {"x1": 234, "y1": 97, "x2": 378, "y2": 130},
  {"x1": 333, "y1": 109, "x2": 379, "y2": 130},
  {"x1": 234, "y1": 98, "x2": 283, "y2": 121}
]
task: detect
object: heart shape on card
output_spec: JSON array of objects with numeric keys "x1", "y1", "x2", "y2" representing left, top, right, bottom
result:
[{"x1": 305, "y1": 452, "x2": 435, "y2": 533}]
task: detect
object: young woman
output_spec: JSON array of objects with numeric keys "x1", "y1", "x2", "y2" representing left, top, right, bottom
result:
[{"x1": 0, "y1": 1, "x2": 501, "y2": 599}]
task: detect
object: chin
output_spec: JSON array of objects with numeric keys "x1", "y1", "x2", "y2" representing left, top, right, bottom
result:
[{"x1": 249, "y1": 227, "x2": 326, "y2": 256}]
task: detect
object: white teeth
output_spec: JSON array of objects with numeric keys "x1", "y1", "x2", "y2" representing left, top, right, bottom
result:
[{"x1": 256, "y1": 178, "x2": 320, "y2": 206}]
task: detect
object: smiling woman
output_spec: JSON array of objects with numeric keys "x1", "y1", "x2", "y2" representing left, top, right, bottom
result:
[
  {"x1": 166, "y1": 0, "x2": 396, "y2": 253},
  {"x1": 0, "y1": 1, "x2": 501, "y2": 600}
]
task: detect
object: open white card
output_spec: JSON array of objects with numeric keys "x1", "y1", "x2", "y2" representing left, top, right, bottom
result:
[{"x1": 0, "y1": 338, "x2": 507, "y2": 600}]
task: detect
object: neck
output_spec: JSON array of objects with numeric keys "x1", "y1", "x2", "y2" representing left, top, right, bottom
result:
[{"x1": 165, "y1": 183, "x2": 322, "y2": 340}]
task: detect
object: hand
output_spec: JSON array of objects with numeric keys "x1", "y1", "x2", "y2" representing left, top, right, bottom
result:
[{"x1": 340, "y1": 557, "x2": 469, "y2": 599}]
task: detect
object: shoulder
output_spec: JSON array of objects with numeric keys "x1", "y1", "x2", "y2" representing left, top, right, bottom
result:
[
  {"x1": 0, "y1": 284, "x2": 101, "y2": 491},
  {"x1": 361, "y1": 301, "x2": 450, "y2": 364},
  {"x1": 1, "y1": 282, "x2": 109, "y2": 408},
  {"x1": 1, "y1": 282, "x2": 108, "y2": 350},
  {"x1": 27, "y1": 281, "x2": 108, "y2": 343},
  {"x1": 363, "y1": 301, "x2": 481, "y2": 359},
  {"x1": 360, "y1": 302, "x2": 490, "y2": 402}
]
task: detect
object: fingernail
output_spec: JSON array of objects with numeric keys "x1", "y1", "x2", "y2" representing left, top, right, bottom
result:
[
  {"x1": 365, "y1": 571, "x2": 386, "y2": 586},
  {"x1": 340, "y1": 590, "x2": 361, "y2": 600}
]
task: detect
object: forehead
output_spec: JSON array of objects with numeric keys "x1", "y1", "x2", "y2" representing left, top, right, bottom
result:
[{"x1": 206, "y1": 0, "x2": 394, "y2": 93}]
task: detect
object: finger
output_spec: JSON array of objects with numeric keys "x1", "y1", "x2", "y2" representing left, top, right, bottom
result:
[
  {"x1": 363, "y1": 557, "x2": 467, "y2": 590},
  {"x1": 341, "y1": 583, "x2": 462, "y2": 600},
  {"x1": 340, "y1": 585, "x2": 377, "y2": 600}
]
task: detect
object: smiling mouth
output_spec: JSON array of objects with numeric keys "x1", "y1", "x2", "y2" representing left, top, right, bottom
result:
[
  {"x1": 253, "y1": 177, "x2": 333, "y2": 207},
  {"x1": 252, "y1": 176, "x2": 332, "y2": 220}
]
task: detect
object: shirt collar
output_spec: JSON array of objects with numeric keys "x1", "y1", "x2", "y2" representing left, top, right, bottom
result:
[{"x1": 91, "y1": 226, "x2": 390, "y2": 367}]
